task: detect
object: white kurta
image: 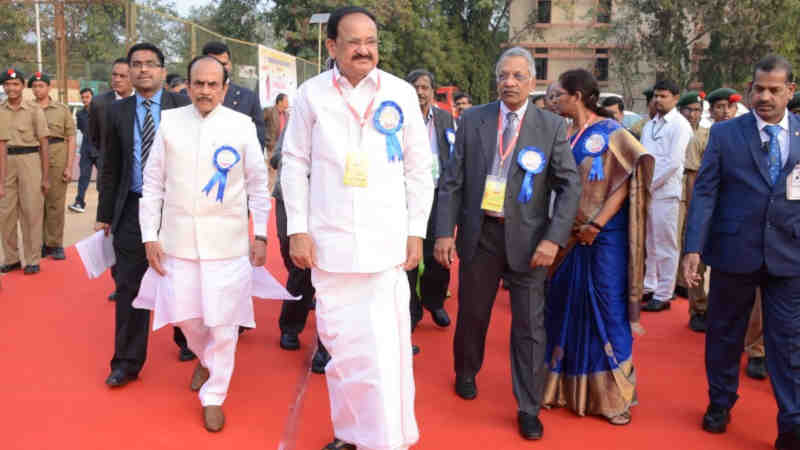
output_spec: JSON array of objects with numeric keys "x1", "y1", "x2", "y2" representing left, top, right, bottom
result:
[{"x1": 281, "y1": 67, "x2": 433, "y2": 450}]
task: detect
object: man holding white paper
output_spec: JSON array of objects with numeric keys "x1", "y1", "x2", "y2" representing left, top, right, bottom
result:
[{"x1": 135, "y1": 55, "x2": 269, "y2": 432}]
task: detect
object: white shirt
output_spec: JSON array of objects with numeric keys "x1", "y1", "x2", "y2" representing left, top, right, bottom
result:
[
  {"x1": 755, "y1": 109, "x2": 790, "y2": 167},
  {"x1": 281, "y1": 66, "x2": 434, "y2": 273},
  {"x1": 500, "y1": 99, "x2": 528, "y2": 130},
  {"x1": 140, "y1": 104, "x2": 270, "y2": 260},
  {"x1": 641, "y1": 107, "x2": 693, "y2": 199}
]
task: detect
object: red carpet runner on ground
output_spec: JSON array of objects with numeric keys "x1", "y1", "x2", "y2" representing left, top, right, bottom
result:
[{"x1": 0, "y1": 213, "x2": 779, "y2": 449}]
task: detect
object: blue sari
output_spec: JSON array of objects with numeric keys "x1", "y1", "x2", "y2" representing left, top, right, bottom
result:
[{"x1": 543, "y1": 119, "x2": 649, "y2": 419}]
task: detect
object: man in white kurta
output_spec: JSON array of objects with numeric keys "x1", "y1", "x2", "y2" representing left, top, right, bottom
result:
[
  {"x1": 136, "y1": 56, "x2": 269, "y2": 432},
  {"x1": 281, "y1": 7, "x2": 433, "y2": 450}
]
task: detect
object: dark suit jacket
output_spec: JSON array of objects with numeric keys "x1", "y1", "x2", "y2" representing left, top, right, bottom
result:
[
  {"x1": 685, "y1": 111, "x2": 800, "y2": 276},
  {"x1": 88, "y1": 90, "x2": 117, "y2": 156},
  {"x1": 436, "y1": 101, "x2": 581, "y2": 273},
  {"x1": 96, "y1": 90, "x2": 191, "y2": 232},
  {"x1": 428, "y1": 106, "x2": 456, "y2": 238},
  {"x1": 224, "y1": 83, "x2": 265, "y2": 150},
  {"x1": 76, "y1": 108, "x2": 97, "y2": 157}
]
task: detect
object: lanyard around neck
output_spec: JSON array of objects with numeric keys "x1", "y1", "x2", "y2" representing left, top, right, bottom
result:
[{"x1": 332, "y1": 71, "x2": 381, "y2": 128}]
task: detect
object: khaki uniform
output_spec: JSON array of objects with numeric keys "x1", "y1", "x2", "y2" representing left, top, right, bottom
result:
[
  {"x1": 41, "y1": 100, "x2": 75, "y2": 248},
  {"x1": 0, "y1": 100, "x2": 49, "y2": 266}
]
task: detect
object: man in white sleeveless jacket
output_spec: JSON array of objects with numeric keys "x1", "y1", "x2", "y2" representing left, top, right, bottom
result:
[{"x1": 137, "y1": 56, "x2": 269, "y2": 432}]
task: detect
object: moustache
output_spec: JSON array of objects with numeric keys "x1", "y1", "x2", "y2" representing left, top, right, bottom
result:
[
  {"x1": 352, "y1": 54, "x2": 372, "y2": 61},
  {"x1": 501, "y1": 89, "x2": 519, "y2": 95},
  {"x1": 196, "y1": 96, "x2": 213, "y2": 102}
]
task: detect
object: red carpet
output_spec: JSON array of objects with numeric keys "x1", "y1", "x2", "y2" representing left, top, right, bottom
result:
[{"x1": 0, "y1": 214, "x2": 779, "y2": 449}]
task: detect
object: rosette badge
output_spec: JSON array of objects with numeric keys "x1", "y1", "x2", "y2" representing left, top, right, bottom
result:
[
  {"x1": 373, "y1": 101, "x2": 404, "y2": 162},
  {"x1": 517, "y1": 147, "x2": 546, "y2": 203},
  {"x1": 583, "y1": 133, "x2": 608, "y2": 181},
  {"x1": 202, "y1": 145, "x2": 241, "y2": 202}
]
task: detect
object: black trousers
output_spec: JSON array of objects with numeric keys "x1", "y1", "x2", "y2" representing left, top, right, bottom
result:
[
  {"x1": 454, "y1": 218, "x2": 547, "y2": 416},
  {"x1": 110, "y1": 193, "x2": 151, "y2": 375},
  {"x1": 706, "y1": 267, "x2": 800, "y2": 433},
  {"x1": 75, "y1": 150, "x2": 100, "y2": 205},
  {"x1": 407, "y1": 235, "x2": 450, "y2": 329},
  {"x1": 275, "y1": 197, "x2": 315, "y2": 334}
]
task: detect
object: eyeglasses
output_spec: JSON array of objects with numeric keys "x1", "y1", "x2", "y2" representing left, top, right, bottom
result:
[
  {"x1": 130, "y1": 61, "x2": 163, "y2": 70},
  {"x1": 497, "y1": 73, "x2": 531, "y2": 83}
]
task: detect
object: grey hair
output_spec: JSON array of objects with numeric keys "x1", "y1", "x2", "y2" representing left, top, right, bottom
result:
[{"x1": 495, "y1": 46, "x2": 536, "y2": 80}]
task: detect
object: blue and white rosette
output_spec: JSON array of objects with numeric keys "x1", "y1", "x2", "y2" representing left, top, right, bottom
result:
[
  {"x1": 517, "y1": 147, "x2": 546, "y2": 203},
  {"x1": 445, "y1": 128, "x2": 456, "y2": 157},
  {"x1": 373, "y1": 101, "x2": 404, "y2": 162},
  {"x1": 583, "y1": 133, "x2": 609, "y2": 181},
  {"x1": 202, "y1": 145, "x2": 241, "y2": 202}
]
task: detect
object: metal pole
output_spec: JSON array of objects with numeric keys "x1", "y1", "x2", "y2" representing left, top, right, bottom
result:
[
  {"x1": 317, "y1": 23, "x2": 322, "y2": 74},
  {"x1": 35, "y1": 3, "x2": 43, "y2": 72}
]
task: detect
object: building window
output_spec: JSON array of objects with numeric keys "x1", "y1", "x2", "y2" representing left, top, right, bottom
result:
[
  {"x1": 534, "y1": 47, "x2": 548, "y2": 55},
  {"x1": 535, "y1": 57, "x2": 548, "y2": 81},
  {"x1": 595, "y1": 56, "x2": 609, "y2": 82},
  {"x1": 597, "y1": 0, "x2": 612, "y2": 23},
  {"x1": 537, "y1": 1, "x2": 552, "y2": 23}
]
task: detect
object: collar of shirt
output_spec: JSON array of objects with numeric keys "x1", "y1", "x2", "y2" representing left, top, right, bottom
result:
[
  {"x1": 1, "y1": 100, "x2": 32, "y2": 111},
  {"x1": 331, "y1": 64, "x2": 379, "y2": 91},
  {"x1": 136, "y1": 89, "x2": 163, "y2": 109},
  {"x1": 652, "y1": 107, "x2": 679, "y2": 124},
  {"x1": 191, "y1": 103, "x2": 223, "y2": 121},
  {"x1": 500, "y1": 99, "x2": 529, "y2": 129},
  {"x1": 755, "y1": 109, "x2": 790, "y2": 137},
  {"x1": 424, "y1": 105, "x2": 434, "y2": 124}
]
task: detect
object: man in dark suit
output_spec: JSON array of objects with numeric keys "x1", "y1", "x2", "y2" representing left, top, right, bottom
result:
[
  {"x1": 96, "y1": 42, "x2": 191, "y2": 387},
  {"x1": 89, "y1": 57, "x2": 133, "y2": 302},
  {"x1": 434, "y1": 47, "x2": 580, "y2": 440},
  {"x1": 406, "y1": 69, "x2": 455, "y2": 331},
  {"x1": 683, "y1": 55, "x2": 800, "y2": 450},
  {"x1": 202, "y1": 41, "x2": 265, "y2": 151}
]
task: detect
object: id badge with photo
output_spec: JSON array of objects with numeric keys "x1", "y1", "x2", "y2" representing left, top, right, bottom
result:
[
  {"x1": 343, "y1": 152, "x2": 369, "y2": 187},
  {"x1": 481, "y1": 175, "x2": 507, "y2": 213},
  {"x1": 787, "y1": 164, "x2": 800, "y2": 200}
]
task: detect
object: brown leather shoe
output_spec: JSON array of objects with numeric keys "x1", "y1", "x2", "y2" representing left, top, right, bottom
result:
[
  {"x1": 191, "y1": 363, "x2": 210, "y2": 391},
  {"x1": 203, "y1": 405, "x2": 225, "y2": 432}
]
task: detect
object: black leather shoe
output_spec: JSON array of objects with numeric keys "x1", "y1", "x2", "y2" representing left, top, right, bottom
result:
[
  {"x1": 689, "y1": 313, "x2": 707, "y2": 333},
  {"x1": 702, "y1": 403, "x2": 731, "y2": 433},
  {"x1": 178, "y1": 347, "x2": 197, "y2": 362},
  {"x1": 746, "y1": 357, "x2": 768, "y2": 380},
  {"x1": 518, "y1": 411, "x2": 544, "y2": 440},
  {"x1": 105, "y1": 368, "x2": 137, "y2": 387},
  {"x1": 280, "y1": 332, "x2": 301, "y2": 350},
  {"x1": 1, "y1": 262, "x2": 21, "y2": 273},
  {"x1": 322, "y1": 438, "x2": 355, "y2": 450},
  {"x1": 641, "y1": 292, "x2": 654, "y2": 303},
  {"x1": 775, "y1": 425, "x2": 800, "y2": 450},
  {"x1": 455, "y1": 375, "x2": 477, "y2": 400},
  {"x1": 23, "y1": 264, "x2": 40, "y2": 275},
  {"x1": 41, "y1": 245, "x2": 50, "y2": 257},
  {"x1": 413, "y1": 344, "x2": 420, "y2": 355},
  {"x1": 311, "y1": 343, "x2": 331, "y2": 374},
  {"x1": 642, "y1": 298, "x2": 671, "y2": 312},
  {"x1": 50, "y1": 247, "x2": 66, "y2": 260},
  {"x1": 674, "y1": 285, "x2": 688, "y2": 298},
  {"x1": 431, "y1": 308, "x2": 451, "y2": 327},
  {"x1": 108, "y1": 291, "x2": 117, "y2": 301}
]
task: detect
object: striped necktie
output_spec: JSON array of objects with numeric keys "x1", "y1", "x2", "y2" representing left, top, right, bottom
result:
[{"x1": 140, "y1": 99, "x2": 155, "y2": 169}]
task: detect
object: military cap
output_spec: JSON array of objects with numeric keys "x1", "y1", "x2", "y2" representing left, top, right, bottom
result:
[
  {"x1": 27, "y1": 71, "x2": 51, "y2": 87},
  {"x1": 707, "y1": 87, "x2": 741, "y2": 106},
  {"x1": 677, "y1": 91, "x2": 705, "y2": 108},
  {"x1": 0, "y1": 67, "x2": 25, "y2": 84},
  {"x1": 643, "y1": 87, "x2": 654, "y2": 102},
  {"x1": 787, "y1": 93, "x2": 800, "y2": 112}
]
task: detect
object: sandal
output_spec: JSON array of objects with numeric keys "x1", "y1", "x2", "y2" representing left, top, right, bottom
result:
[{"x1": 608, "y1": 411, "x2": 632, "y2": 425}]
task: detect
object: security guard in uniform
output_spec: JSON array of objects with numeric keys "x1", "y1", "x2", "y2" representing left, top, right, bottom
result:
[
  {"x1": 0, "y1": 68, "x2": 50, "y2": 275},
  {"x1": 29, "y1": 72, "x2": 76, "y2": 261}
]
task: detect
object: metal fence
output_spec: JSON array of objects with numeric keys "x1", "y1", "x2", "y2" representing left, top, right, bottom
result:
[{"x1": 0, "y1": 0, "x2": 318, "y2": 104}]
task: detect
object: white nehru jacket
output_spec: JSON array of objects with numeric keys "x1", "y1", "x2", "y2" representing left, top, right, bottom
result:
[
  {"x1": 139, "y1": 104, "x2": 270, "y2": 258},
  {"x1": 281, "y1": 66, "x2": 434, "y2": 273}
]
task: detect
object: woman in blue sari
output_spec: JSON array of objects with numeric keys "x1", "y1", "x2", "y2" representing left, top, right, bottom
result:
[{"x1": 543, "y1": 69, "x2": 653, "y2": 425}]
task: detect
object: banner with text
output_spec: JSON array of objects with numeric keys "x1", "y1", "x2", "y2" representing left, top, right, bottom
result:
[{"x1": 258, "y1": 45, "x2": 297, "y2": 108}]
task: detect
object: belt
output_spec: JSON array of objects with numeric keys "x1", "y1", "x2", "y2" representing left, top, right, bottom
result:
[
  {"x1": 484, "y1": 214, "x2": 505, "y2": 224},
  {"x1": 48, "y1": 137, "x2": 65, "y2": 144},
  {"x1": 7, "y1": 146, "x2": 39, "y2": 155}
]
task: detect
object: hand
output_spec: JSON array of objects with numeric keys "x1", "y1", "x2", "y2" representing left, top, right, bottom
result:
[
  {"x1": 289, "y1": 233, "x2": 316, "y2": 269},
  {"x1": 631, "y1": 321, "x2": 646, "y2": 336},
  {"x1": 434, "y1": 237, "x2": 457, "y2": 269},
  {"x1": 682, "y1": 253, "x2": 702, "y2": 288},
  {"x1": 576, "y1": 224, "x2": 600, "y2": 246},
  {"x1": 95, "y1": 222, "x2": 111, "y2": 236},
  {"x1": 530, "y1": 239, "x2": 559, "y2": 268},
  {"x1": 144, "y1": 241, "x2": 166, "y2": 276},
  {"x1": 41, "y1": 177, "x2": 50, "y2": 195},
  {"x1": 403, "y1": 236, "x2": 423, "y2": 270},
  {"x1": 62, "y1": 167, "x2": 71, "y2": 183},
  {"x1": 250, "y1": 239, "x2": 266, "y2": 267}
]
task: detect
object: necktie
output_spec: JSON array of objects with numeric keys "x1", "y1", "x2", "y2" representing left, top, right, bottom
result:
[
  {"x1": 140, "y1": 99, "x2": 155, "y2": 169},
  {"x1": 764, "y1": 124, "x2": 782, "y2": 185},
  {"x1": 503, "y1": 112, "x2": 518, "y2": 156}
]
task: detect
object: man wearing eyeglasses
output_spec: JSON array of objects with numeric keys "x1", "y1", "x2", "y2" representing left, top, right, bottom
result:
[
  {"x1": 96, "y1": 42, "x2": 190, "y2": 388},
  {"x1": 641, "y1": 79, "x2": 693, "y2": 312}
]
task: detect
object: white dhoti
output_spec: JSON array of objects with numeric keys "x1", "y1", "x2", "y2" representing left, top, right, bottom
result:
[
  {"x1": 312, "y1": 266, "x2": 418, "y2": 450},
  {"x1": 644, "y1": 196, "x2": 680, "y2": 302},
  {"x1": 133, "y1": 254, "x2": 254, "y2": 406}
]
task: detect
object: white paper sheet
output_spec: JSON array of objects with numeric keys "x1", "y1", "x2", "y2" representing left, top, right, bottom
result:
[{"x1": 75, "y1": 230, "x2": 116, "y2": 279}]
